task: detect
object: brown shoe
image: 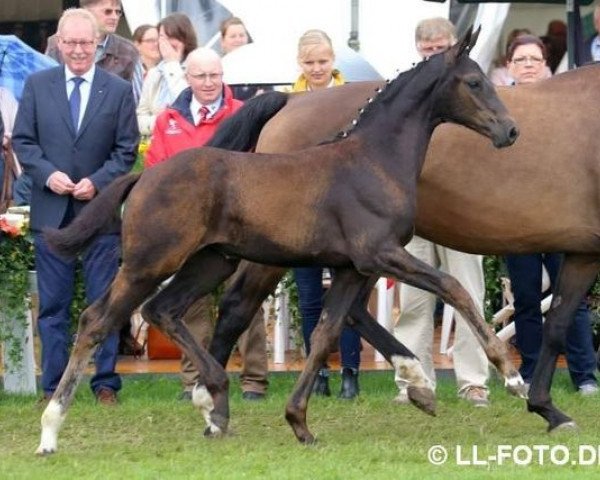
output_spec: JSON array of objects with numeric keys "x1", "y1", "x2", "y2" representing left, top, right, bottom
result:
[{"x1": 95, "y1": 387, "x2": 118, "y2": 406}]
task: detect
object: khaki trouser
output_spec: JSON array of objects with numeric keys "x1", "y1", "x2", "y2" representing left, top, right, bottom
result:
[
  {"x1": 393, "y1": 235, "x2": 489, "y2": 393},
  {"x1": 180, "y1": 294, "x2": 269, "y2": 394}
]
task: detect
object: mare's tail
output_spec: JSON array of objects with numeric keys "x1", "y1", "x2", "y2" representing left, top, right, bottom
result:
[
  {"x1": 207, "y1": 90, "x2": 289, "y2": 151},
  {"x1": 44, "y1": 173, "x2": 141, "y2": 258}
]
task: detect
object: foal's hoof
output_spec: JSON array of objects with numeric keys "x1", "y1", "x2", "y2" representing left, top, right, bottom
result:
[
  {"x1": 203, "y1": 426, "x2": 225, "y2": 438},
  {"x1": 407, "y1": 385, "x2": 436, "y2": 417},
  {"x1": 549, "y1": 421, "x2": 579, "y2": 434},
  {"x1": 505, "y1": 374, "x2": 528, "y2": 399},
  {"x1": 35, "y1": 443, "x2": 57, "y2": 456}
]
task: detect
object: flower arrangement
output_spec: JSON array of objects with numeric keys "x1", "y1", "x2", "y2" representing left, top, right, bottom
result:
[{"x1": 0, "y1": 207, "x2": 34, "y2": 370}]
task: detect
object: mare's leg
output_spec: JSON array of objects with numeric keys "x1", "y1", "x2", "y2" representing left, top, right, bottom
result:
[
  {"x1": 527, "y1": 254, "x2": 600, "y2": 432},
  {"x1": 346, "y1": 280, "x2": 436, "y2": 415},
  {"x1": 209, "y1": 262, "x2": 285, "y2": 366},
  {"x1": 285, "y1": 268, "x2": 368, "y2": 444},
  {"x1": 37, "y1": 269, "x2": 157, "y2": 455},
  {"x1": 360, "y1": 246, "x2": 526, "y2": 397},
  {"x1": 141, "y1": 248, "x2": 239, "y2": 437}
]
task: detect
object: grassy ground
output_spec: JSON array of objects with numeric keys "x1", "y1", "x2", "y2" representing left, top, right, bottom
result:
[{"x1": 1, "y1": 370, "x2": 600, "y2": 479}]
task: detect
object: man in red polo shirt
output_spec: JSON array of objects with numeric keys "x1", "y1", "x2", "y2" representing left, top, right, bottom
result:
[
  {"x1": 145, "y1": 47, "x2": 241, "y2": 166},
  {"x1": 145, "y1": 47, "x2": 270, "y2": 401}
]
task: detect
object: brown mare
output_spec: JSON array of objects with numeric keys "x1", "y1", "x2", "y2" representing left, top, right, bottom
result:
[
  {"x1": 207, "y1": 61, "x2": 600, "y2": 435},
  {"x1": 38, "y1": 29, "x2": 520, "y2": 454}
]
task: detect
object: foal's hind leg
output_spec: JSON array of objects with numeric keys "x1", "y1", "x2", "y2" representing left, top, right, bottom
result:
[
  {"x1": 141, "y1": 248, "x2": 239, "y2": 437},
  {"x1": 37, "y1": 271, "x2": 155, "y2": 455},
  {"x1": 527, "y1": 254, "x2": 600, "y2": 432},
  {"x1": 346, "y1": 281, "x2": 436, "y2": 416},
  {"x1": 210, "y1": 263, "x2": 285, "y2": 367},
  {"x1": 362, "y1": 246, "x2": 527, "y2": 398},
  {"x1": 285, "y1": 268, "x2": 369, "y2": 444}
]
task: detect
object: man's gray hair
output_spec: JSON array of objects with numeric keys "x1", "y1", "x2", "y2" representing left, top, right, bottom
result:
[
  {"x1": 58, "y1": 8, "x2": 100, "y2": 38},
  {"x1": 79, "y1": 0, "x2": 120, "y2": 8},
  {"x1": 415, "y1": 17, "x2": 456, "y2": 44}
]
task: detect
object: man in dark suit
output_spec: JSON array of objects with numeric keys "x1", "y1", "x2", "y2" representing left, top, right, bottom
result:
[
  {"x1": 12, "y1": 8, "x2": 139, "y2": 405},
  {"x1": 46, "y1": 0, "x2": 138, "y2": 82}
]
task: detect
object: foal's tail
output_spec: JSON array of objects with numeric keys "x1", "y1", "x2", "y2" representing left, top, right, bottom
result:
[
  {"x1": 207, "y1": 90, "x2": 290, "y2": 151},
  {"x1": 44, "y1": 173, "x2": 141, "y2": 258}
]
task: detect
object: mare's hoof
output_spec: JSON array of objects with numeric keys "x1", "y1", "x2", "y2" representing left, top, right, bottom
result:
[
  {"x1": 407, "y1": 385, "x2": 436, "y2": 417},
  {"x1": 549, "y1": 421, "x2": 578, "y2": 434},
  {"x1": 299, "y1": 433, "x2": 317, "y2": 445}
]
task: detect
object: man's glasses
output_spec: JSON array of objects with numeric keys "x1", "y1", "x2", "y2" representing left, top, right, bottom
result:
[
  {"x1": 188, "y1": 72, "x2": 224, "y2": 83},
  {"x1": 512, "y1": 56, "x2": 544, "y2": 66},
  {"x1": 61, "y1": 39, "x2": 96, "y2": 49},
  {"x1": 102, "y1": 8, "x2": 123, "y2": 17}
]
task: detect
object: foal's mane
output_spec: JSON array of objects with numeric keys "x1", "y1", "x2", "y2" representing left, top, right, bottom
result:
[{"x1": 331, "y1": 55, "x2": 446, "y2": 142}]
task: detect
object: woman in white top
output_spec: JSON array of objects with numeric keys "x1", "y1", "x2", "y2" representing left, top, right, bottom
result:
[{"x1": 136, "y1": 13, "x2": 198, "y2": 136}]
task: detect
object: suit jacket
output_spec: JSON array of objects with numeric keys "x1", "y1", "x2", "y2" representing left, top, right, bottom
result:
[
  {"x1": 46, "y1": 33, "x2": 139, "y2": 82},
  {"x1": 12, "y1": 66, "x2": 139, "y2": 231}
]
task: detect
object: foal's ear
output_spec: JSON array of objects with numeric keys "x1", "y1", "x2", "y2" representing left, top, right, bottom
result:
[{"x1": 448, "y1": 25, "x2": 481, "y2": 63}]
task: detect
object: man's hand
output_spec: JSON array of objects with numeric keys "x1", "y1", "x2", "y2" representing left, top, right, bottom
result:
[
  {"x1": 72, "y1": 178, "x2": 96, "y2": 200},
  {"x1": 47, "y1": 171, "x2": 75, "y2": 195}
]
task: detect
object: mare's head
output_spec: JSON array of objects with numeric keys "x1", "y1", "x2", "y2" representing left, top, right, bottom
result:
[{"x1": 432, "y1": 26, "x2": 519, "y2": 148}]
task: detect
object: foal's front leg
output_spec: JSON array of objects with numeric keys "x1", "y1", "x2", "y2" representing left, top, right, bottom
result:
[
  {"x1": 285, "y1": 268, "x2": 369, "y2": 444},
  {"x1": 364, "y1": 246, "x2": 527, "y2": 398}
]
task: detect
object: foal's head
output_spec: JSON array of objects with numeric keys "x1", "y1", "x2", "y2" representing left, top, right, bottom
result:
[{"x1": 433, "y1": 27, "x2": 519, "y2": 148}]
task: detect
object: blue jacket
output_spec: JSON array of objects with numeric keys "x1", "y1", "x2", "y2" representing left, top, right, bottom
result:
[{"x1": 12, "y1": 66, "x2": 139, "y2": 231}]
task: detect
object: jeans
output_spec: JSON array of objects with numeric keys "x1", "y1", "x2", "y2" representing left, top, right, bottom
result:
[
  {"x1": 293, "y1": 267, "x2": 361, "y2": 370},
  {"x1": 505, "y1": 253, "x2": 596, "y2": 387}
]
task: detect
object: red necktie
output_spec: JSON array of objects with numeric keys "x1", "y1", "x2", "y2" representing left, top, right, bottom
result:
[{"x1": 199, "y1": 106, "x2": 210, "y2": 124}]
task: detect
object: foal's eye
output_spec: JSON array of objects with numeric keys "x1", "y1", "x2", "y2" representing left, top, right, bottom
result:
[{"x1": 466, "y1": 79, "x2": 481, "y2": 89}]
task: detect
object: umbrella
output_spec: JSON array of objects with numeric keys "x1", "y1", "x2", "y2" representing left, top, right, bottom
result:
[
  {"x1": 222, "y1": 41, "x2": 383, "y2": 86},
  {"x1": 0, "y1": 35, "x2": 58, "y2": 102}
]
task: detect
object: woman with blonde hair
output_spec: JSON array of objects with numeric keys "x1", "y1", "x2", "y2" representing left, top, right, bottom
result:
[
  {"x1": 292, "y1": 29, "x2": 344, "y2": 91},
  {"x1": 291, "y1": 29, "x2": 361, "y2": 400}
]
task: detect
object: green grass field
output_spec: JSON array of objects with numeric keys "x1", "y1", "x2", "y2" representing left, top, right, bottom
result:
[{"x1": 1, "y1": 371, "x2": 600, "y2": 479}]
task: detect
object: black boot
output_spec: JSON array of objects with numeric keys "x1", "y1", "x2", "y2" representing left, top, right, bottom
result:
[
  {"x1": 313, "y1": 369, "x2": 331, "y2": 396},
  {"x1": 338, "y1": 368, "x2": 359, "y2": 399}
]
